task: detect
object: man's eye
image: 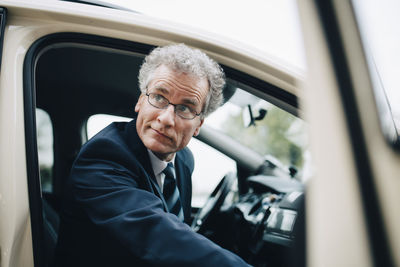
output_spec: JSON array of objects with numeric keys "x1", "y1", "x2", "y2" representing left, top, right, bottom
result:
[
  {"x1": 177, "y1": 105, "x2": 191, "y2": 113},
  {"x1": 153, "y1": 94, "x2": 165, "y2": 102}
]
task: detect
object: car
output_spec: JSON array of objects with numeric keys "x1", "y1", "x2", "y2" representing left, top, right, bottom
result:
[{"x1": 0, "y1": 0, "x2": 399, "y2": 267}]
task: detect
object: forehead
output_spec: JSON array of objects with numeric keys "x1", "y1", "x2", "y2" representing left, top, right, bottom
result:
[
  {"x1": 149, "y1": 65, "x2": 205, "y2": 86},
  {"x1": 148, "y1": 65, "x2": 209, "y2": 104}
]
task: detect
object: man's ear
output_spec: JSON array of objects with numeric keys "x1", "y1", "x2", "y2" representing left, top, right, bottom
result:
[
  {"x1": 193, "y1": 118, "x2": 204, "y2": 137},
  {"x1": 135, "y1": 94, "x2": 145, "y2": 112}
]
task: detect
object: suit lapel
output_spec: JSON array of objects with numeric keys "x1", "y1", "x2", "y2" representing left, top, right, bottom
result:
[
  {"x1": 124, "y1": 119, "x2": 168, "y2": 211},
  {"x1": 175, "y1": 152, "x2": 192, "y2": 221}
]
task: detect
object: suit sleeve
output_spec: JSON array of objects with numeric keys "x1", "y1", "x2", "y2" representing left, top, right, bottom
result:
[{"x1": 69, "y1": 136, "x2": 251, "y2": 267}]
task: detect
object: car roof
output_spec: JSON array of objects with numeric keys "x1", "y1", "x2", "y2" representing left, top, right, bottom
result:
[{"x1": 2, "y1": 0, "x2": 301, "y2": 99}]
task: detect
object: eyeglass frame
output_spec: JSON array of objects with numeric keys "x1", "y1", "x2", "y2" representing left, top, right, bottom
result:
[{"x1": 145, "y1": 91, "x2": 202, "y2": 120}]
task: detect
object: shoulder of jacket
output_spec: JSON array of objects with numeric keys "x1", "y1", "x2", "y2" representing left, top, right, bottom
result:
[{"x1": 177, "y1": 146, "x2": 194, "y2": 171}]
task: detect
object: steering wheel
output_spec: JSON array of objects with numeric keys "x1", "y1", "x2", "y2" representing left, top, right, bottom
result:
[{"x1": 191, "y1": 172, "x2": 237, "y2": 234}]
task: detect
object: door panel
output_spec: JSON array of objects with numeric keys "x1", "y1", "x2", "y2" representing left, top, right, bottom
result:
[{"x1": 298, "y1": 0, "x2": 398, "y2": 266}]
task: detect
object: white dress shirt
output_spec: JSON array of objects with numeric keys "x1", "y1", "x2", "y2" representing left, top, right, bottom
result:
[{"x1": 147, "y1": 149, "x2": 175, "y2": 192}]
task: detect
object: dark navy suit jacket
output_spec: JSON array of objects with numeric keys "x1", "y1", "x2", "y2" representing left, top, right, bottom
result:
[{"x1": 54, "y1": 120, "x2": 250, "y2": 267}]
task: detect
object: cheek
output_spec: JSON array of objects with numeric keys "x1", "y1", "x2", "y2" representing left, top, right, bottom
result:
[
  {"x1": 135, "y1": 113, "x2": 144, "y2": 137},
  {"x1": 176, "y1": 123, "x2": 199, "y2": 146},
  {"x1": 136, "y1": 102, "x2": 156, "y2": 122}
]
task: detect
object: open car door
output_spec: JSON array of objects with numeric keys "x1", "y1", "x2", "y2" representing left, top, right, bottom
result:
[{"x1": 298, "y1": 1, "x2": 399, "y2": 266}]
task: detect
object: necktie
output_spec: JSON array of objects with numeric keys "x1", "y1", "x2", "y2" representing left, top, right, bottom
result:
[{"x1": 162, "y1": 163, "x2": 184, "y2": 221}]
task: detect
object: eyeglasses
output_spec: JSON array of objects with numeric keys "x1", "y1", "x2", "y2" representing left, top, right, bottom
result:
[{"x1": 145, "y1": 92, "x2": 202, "y2": 120}]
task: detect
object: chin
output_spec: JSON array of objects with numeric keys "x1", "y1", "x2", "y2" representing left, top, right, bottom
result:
[{"x1": 146, "y1": 142, "x2": 172, "y2": 155}]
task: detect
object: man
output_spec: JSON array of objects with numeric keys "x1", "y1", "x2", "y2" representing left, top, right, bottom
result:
[{"x1": 54, "y1": 44, "x2": 250, "y2": 266}]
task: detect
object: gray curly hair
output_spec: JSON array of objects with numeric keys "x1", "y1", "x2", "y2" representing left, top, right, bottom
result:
[{"x1": 138, "y1": 43, "x2": 225, "y2": 118}]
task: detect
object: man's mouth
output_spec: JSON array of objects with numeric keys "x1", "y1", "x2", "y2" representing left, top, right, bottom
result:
[{"x1": 152, "y1": 128, "x2": 173, "y2": 141}]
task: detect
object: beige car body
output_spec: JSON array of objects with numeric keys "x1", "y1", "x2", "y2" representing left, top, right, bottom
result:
[{"x1": 0, "y1": 0, "x2": 398, "y2": 266}]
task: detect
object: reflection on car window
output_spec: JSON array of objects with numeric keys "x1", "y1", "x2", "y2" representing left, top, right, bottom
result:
[
  {"x1": 205, "y1": 88, "x2": 310, "y2": 181},
  {"x1": 352, "y1": 0, "x2": 400, "y2": 140},
  {"x1": 36, "y1": 108, "x2": 54, "y2": 192}
]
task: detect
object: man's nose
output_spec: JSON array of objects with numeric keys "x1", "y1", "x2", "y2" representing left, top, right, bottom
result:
[{"x1": 157, "y1": 104, "x2": 175, "y2": 126}]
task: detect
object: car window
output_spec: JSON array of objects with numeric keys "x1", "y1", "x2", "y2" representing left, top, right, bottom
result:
[
  {"x1": 36, "y1": 108, "x2": 54, "y2": 192},
  {"x1": 187, "y1": 138, "x2": 237, "y2": 207},
  {"x1": 87, "y1": 114, "x2": 236, "y2": 207},
  {"x1": 87, "y1": 114, "x2": 131, "y2": 140},
  {"x1": 205, "y1": 87, "x2": 311, "y2": 182},
  {"x1": 352, "y1": 0, "x2": 400, "y2": 144}
]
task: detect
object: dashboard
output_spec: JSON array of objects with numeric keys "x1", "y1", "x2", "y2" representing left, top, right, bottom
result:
[{"x1": 207, "y1": 175, "x2": 305, "y2": 267}]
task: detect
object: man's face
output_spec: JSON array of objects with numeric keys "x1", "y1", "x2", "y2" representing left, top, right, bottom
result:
[{"x1": 135, "y1": 65, "x2": 209, "y2": 161}]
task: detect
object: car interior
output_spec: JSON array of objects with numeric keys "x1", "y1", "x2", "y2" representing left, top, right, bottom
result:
[{"x1": 26, "y1": 32, "x2": 307, "y2": 267}]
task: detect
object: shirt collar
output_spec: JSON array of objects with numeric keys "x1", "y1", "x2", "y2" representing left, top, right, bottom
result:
[{"x1": 147, "y1": 149, "x2": 175, "y2": 176}]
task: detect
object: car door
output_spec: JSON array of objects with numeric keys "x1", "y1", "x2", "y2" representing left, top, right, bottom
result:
[
  {"x1": 298, "y1": 1, "x2": 399, "y2": 266},
  {"x1": 1, "y1": 2, "x2": 302, "y2": 267}
]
